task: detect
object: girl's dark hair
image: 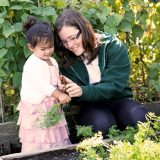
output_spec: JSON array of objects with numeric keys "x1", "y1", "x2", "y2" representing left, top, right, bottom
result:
[
  {"x1": 23, "y1": 16, "x2": 54, "y2": 48},
  {"x1": 54, "y1": 9, "x2": 98, "y2": 67}
]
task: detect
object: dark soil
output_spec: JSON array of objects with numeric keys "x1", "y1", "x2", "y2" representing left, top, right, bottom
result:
[{"x1": 11, "y1": 149, "x2": 79, "y2": 160}]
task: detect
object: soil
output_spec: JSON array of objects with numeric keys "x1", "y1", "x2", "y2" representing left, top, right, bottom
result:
[{"x1": 9, "y1": 149, "x2": 79, "y2": 160}]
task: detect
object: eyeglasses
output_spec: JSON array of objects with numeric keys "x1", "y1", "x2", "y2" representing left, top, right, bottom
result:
[{"x1": 60, "y1": 31, "x2": 81, "y2": 47}]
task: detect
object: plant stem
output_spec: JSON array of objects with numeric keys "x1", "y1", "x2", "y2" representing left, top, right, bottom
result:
[{"x1": 37, "y1": 0, "x2": 40, "y2": 7}]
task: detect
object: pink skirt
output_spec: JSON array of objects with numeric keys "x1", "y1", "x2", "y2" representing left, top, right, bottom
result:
[{"x1": 17, "y1": 98, "x2": 71, "y2": 153}]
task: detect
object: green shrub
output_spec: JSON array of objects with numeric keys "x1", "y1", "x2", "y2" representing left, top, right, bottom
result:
[{"x1": 76, "y1": 113, "x2": 160, "y2": 159}]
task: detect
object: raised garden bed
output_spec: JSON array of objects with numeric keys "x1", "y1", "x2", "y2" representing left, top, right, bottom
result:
[
  {"x1": 144, "y1": 101, "x2": 160, "y2": 115},
  {"x1": 0, "y1": 101, "x2": 159, "y2": 159},
  {"x1": 0, "y1": 144, "x2": 79, "y2": 160},
  {"x1": 0, "y1": 122, "x2": 21, "y2": 156}
]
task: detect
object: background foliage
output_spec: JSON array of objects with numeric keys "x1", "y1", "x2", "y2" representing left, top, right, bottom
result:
[{"x1": 0, "y1": 0, "x2": 159, "y2": 121}]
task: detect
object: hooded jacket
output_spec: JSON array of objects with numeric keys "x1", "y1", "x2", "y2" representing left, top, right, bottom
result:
[{"x1": 60, "y1": 33, "x2": 133, "y2": 104}]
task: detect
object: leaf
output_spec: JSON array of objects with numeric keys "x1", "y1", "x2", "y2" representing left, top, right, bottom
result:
[
  {"x1": 106, "y1": 14, "x2": 123, "y2": 27},
  {"x1": 6, "y1": 38, "x2": 15, "y2": 48},
  {"x1": 23, "y1": 46, "x2": 31, "y2": 58},
  {"x1": 124, "y1": 10, "x2": 135, "y2": 22},
  {"x1": 10, "y1": 5, "x2": 23, "y2": 10},
  {"x1": 0, "y1": 48, "x2": 7, "y2": 58},
  {"x1": 22, "y1": 3, "x2": 37, "y2": 10},
  {"x1": 19, "y1": 37, "x2": 27, "y2": 47},
  {"x1": 0, "y1": 11, "x2": 6, "y2": 18},
  {"x1": 0, "y1": 78, "x2": 2, "y2": 86},
  {"x1": 132, "y1": 25, "x2": 144, "y2": 40},
  {"x1": 0, "y1": 38, "x2": 5, "y2": 48},
  {"x1": 104, "y1": 25, "x2": 117, "y2": 35},
  {"x1": 42, "y1": 7, "x2": 56, "y2": 16},
  {"x1": 12, "y1": 72, "x2": 22, "y2": 89},
  {"x1": 30, "y1": 8, "x2": 41, "y2": 15},
  {"x1": 119, "y1": 20, "x2": 132, "y2": 32},
  {"x1": 14, "y1": 22, "x2": 22, "y2": 32},
  {"x1": 101, "y1": 7, "x2": 112, "y2": 16},
  {"x1": 3, "y1": 26, "x2": 15, "y2": 38},
  {"x1": 0, "y1": 19, "x2": 4, "y2": 24},
  {"x1": 21, "y1": 13, "x2": 29, "y2": 21},
  {"x1": 11, "y1": 0, "x2": 33, "y2": 2},
  {"x1": 0, "y1": 0, "x2": 9, "y2": 6},
  {"x1": 0, "y1": 58, "x2": 6, "y2": 68},
  {"x1": 9, "y1": 62, "x2": 17, "y2": 72},
  {"x1": 0, "y1": 69, "x2": 7, "y2": 77},
  {"x1": 96, "y1": 13, "x2": 106, "y2": 25}
]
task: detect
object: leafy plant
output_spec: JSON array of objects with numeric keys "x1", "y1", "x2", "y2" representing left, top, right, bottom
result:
[
  {"x1": 76, "y1": 125, "x2": 94, "y2": 139},
  {"x1": 108, "y1": 125, "x2": 137, "y2": 144},
  {"x1": 35, "y1": 103, "x2": 64, "y2": 128},
  {"x1": 109, "y1": 140, "x2": 160, "y2": 160},
  {"x1": 77, "y1": 132, "x2": 109, "y2": 160},
  {"x1": 77, "y1": 112, "x2": 160, "y2": 159}
]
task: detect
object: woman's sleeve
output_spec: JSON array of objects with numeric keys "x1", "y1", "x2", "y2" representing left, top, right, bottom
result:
[{"x1": 79, "y1": 38, "x2": 131, "y2": 102}]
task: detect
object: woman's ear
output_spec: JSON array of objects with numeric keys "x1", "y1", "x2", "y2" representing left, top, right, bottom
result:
[{"x1": 27, "y1": 43, "x2": 34, "y2": 52}]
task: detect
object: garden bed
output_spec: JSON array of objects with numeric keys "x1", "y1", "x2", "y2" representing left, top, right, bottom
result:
[
  {"x1": 144, "y1": 101, "x2": 160, "y2": 115},
  {"x1": 0, "y1": 144, "x2": 79, "y2": 160},
  {"x1": 0, "y1": 122, "x2": 21, "y2": 156},
  {"x1": 0, "y1": 101, "x2": 159, "y2": 159}
]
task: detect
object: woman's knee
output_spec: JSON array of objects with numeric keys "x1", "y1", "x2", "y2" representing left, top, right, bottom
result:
[{"x1": 116, "y1": 99, "x2": 149, "y2": 127}]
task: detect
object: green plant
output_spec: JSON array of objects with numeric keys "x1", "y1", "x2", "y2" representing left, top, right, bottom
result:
[
  {"x1": 77, "y1": 132, "x2": 109, "y2": 160},
  {"x1": 109, "y1": 140, "x2": 160, "y2": 160},
  {"x1": 108, "y1": 125, "x2": 137, "y2": 144},
  {"x1": 77, "y1": 112, "x2": 160, "y2": 159},
  {"x1": 145, "y1": 62, "x2": 160, "y2": 101},
  {"x1": 76, "y1": 125, "x2": 94, "y2": 139},
  {"x1": 35, "y1": 103, "x2": 64, "y2": 128}
]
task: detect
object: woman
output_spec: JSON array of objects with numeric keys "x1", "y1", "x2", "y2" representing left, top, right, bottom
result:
[{"x1": 54, "y1": 9, "x2": 148, "y2": 139}]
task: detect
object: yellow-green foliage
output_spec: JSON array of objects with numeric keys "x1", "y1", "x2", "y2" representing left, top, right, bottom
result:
[
  {"x1": 77, "y1": 132, "x2": 109, "y2": 160},
  {"x1": 109, "y1": 140, "x2": 160, "y2": 160},
  {"x1": 77, "y1": 113, "x2": 160, "y2": 160}
]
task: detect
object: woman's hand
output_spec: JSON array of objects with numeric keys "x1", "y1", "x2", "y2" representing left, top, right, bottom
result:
[
  {"x1": 65, "y1": 82, "x2": 82, "y2": 97},
  {"x1": 59, "y1": 75, "x2": 82, "y2": 97}
]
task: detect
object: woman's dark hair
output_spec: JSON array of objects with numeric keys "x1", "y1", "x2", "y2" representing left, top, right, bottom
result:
[
  {"x1": 54, "y1": 9, "x2": 98, "y2": 67},
  {"x1": 23, "y1": 16, "x2": 54, "y2": 48}
]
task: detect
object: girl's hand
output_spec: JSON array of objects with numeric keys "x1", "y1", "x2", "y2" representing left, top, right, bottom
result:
[
  {"x1": 58, "y1": 93, "x2": 71, "y2": 104},
  {"x1": 65, "y1": 82, "x2": 82, "y2": 97}
]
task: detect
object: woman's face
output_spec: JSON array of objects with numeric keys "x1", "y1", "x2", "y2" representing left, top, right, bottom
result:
[{"x1": 58, "y1": 26, "x2": 84, "y2": 56}]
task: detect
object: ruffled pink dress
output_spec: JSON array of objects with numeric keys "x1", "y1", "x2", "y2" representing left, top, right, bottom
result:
[{"x1": 17, "y1": 65, "x2": 70, "y2": 153}]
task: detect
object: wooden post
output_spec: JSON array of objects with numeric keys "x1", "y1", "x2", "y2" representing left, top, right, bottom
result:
[{"x1": 0, "y1": 88, "x2": 4, "y2": 123}]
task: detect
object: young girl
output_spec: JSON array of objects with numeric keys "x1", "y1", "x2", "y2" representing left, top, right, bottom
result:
[{"x1": 17, "y1": 16, "x2": 71, "y2": 153}]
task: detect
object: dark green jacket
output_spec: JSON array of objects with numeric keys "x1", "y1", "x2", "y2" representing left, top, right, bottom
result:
[{"x1": 60, "y1": 33, "x2": 133, "y2": 104}]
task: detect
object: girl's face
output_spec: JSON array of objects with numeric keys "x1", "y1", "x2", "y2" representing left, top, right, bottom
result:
[
  {"x1": 28, "y1": 43, "x2": 54, "y2": 60},
  {"x1": 58, "y1": 26, "x2": 84, "y2": 56}
]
